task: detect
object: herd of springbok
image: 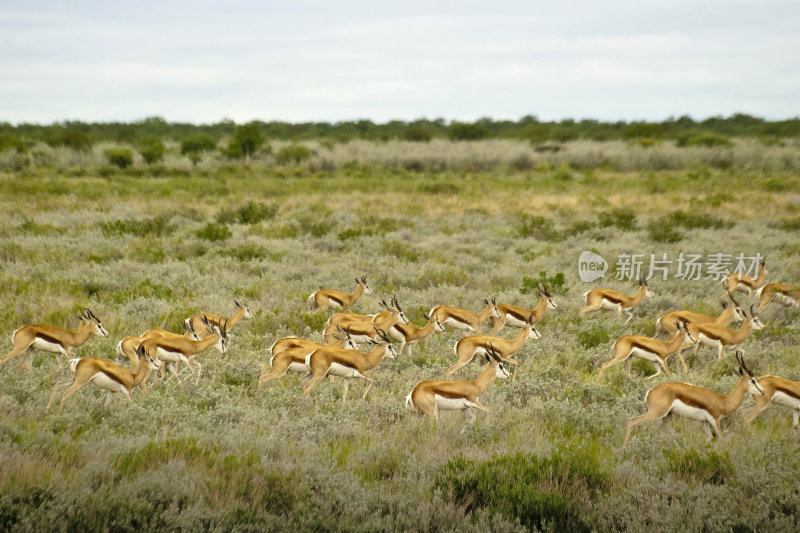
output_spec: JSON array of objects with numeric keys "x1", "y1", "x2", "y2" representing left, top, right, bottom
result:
[{"x1": 2, "y1": 260, "x2": 798, "y2": 446}]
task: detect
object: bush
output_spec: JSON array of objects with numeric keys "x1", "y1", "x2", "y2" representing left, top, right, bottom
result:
[
  {"x1": 676, "y1": 130, "x2": 733, "y2": 148},
  {"x1": 662, "y1": 448, "x2": 734, "y2": 485},
  {"x1": 227, "y1": 122, "x2": 266, "y2": 159},
  {"x1": 104, "y1": 147, "x2": 134, "y2": 169},
  {"x1": 448, "y1": 121, "x2": 491, "y2": 141},
  {"x1": 647, "y1": 220, "x2": 684, "y2": 243},
  {"x1": 275, "y1": 144, "x2": 311, "y2": 165},
  {"x1": 433, "y1": 450, "x2": 607, "y2": 533},
  {"x1": 597, "y1": 207, "x2": 637, "y2": 231},
  {"x1": 100, "y1": 215, "x2": 173, "y2": 237},
  {"x1": 0, "y1": 132, "x2": 26, "y2": 153},
  {"x1": 518, "y1": 215, "x2": 563, "y2": 241},
  {"x1": 521, "y1": 271, "x2": 568, "y2": 295},
  {"x1": 180, "y1": 133, "x2": 217, "y2": 165},
  {"x1": 139, "y1": 138, "x2": 166, "y2": 166},
  {"x1": 197, "y1": 222, "x2": 232, "y2": 241},
  {"x1": 401, "y1": 126, "x2": 433, "y2": 142},
  {"x1": 215, "y1": 202, "x2": 278, "y2": 225},
  {"x1": 576, "y1": 323, "x2": 611, "y2": 348}
]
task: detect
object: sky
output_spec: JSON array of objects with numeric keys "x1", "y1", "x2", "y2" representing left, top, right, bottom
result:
[{"x1": 2, "y1": 0, "x2": 798, "y2": 125}]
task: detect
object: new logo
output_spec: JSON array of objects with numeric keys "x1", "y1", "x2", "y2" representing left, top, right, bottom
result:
[{"x1": 579, "y1": 251, "x2": 608, "y2": 282}]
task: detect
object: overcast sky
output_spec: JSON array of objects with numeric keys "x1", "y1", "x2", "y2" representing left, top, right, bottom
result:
[{"x1": 2, "y1": 0, "x2": 798, "y2": 125}]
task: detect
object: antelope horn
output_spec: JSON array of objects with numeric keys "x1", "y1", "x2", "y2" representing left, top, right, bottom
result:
[
  {"x1": 234, "y1": 299, "x2": 241, "y2": 307},
  {"x1": 374, "y1": 328, "x2": 389, "y2": 343},
  {"x1": 491, "y1": 295, "x2": 497, "y2": 305},
  {"x1": 422, "y1": 312, "x2": 431, "y2": 321},
  {"x1": 361, "y1": 275, "x2": 368, "y2": 284},
  {"x1": 86, "y1": 309, "x2": 100, "y2": 321}
]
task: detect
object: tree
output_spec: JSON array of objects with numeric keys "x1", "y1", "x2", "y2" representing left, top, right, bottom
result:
[
  {"x1": 227, "y1": 122, "x2": 265, "y2": 159},
  {"x1": 180, "y1": 134, "x2": 217, "y2": 166},
  {"x1": 104, "y1": 147, "x2": 133, "y2": 169},
  {"x1": 139, "y1": 138, "x2": 166, "y2": 166}
]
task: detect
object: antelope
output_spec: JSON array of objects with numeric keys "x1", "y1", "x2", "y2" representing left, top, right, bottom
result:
[
  {"x1": 388, "y1": 312, "x2": 445, "y2": 355},
  {"x1": 116, "y1": 323, "x2": 200, "y2": 388},
  {"x1": 655, "y1": 293, "x2": 744, "y2": 337},
  {"x1": 679, "y1": 305, "x2": 764, "y2": 360},
  {"x1": 258, "y1": 329, "x2": 357, "y2": 388},
  {"x1": 721, "y1": 257, "x2": 767, "y2": 296},
  {"x1": 447, "y1": 314, "x2": 541, "y2": 380},
  {"x1": 140, "y1": 317, "x2": 228, "y2": 384},
  {"x1": 303, "y1": 328, "x2": 397, "y2": 403},
  {"x1": 488, "y1": 283, "x2": 557, "y2": 335},
  {"x1": 324, "y1": 296, "x2": 410, "y2": 330},
  {"x1": 322, "y1": 298, "x2": 404, "y2": 346},
  {"x1": 428, "y1": 296, "x2": 500, "y2": 334},
  {"x1": 184, "y1": 300, "x2": 253, "y2": 339},
  {"x1": 744, "y1": 375, "x2": 800, "y2": 428},
  {"x1": 597, "y1": 325, "x2": 689, "y2": 381},
  {"x1": 309, "y1": 276, "x2": 372, "y2": 311},
  {"x1": 46, "y1": 344, "x2": 158, "y2": 411},
  {"x1": 622, "y1": 352, "x2": 764, "y2": 448},
  {"x1": 755, "y1": 282, "x2": 799, "y2": 313},
  {"x1": 1, "y1": 309, "x2": 109, "y2": 372},
  {"x1": 580, "y1": 277, "x2": 653, "y2": 324},
  {"x1": 406, "y1": 345, "x2": 510, "y2": 433},
  {"x1": 117, "y1": 322, "x2": 198, "y2": 369}
]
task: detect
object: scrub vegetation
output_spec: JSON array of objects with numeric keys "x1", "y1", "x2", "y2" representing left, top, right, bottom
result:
[{"x1": 0, "y1": 132, "x2": 799, "y2": 532}]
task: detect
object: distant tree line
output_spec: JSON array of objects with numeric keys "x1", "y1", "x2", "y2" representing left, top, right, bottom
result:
[{"x1": 1, "y1": 114, "x2": 798, "y2": 157}]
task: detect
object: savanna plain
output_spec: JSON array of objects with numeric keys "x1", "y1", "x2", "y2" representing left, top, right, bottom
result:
[{"x1": 1, "y1": 138, "x2": 799, "y2": 532}]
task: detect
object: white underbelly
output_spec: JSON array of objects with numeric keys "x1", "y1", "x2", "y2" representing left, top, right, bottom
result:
[
  {"x1": 89, "y1": 372, "x2": 127, "y2": 393},
  {"x1": 505, "y1": 316, "x2": 528, "y2": 328},
  {"x1": 630, "y1": 347, "x2": 661, "y2": 363},
  {"x1": 156, "y1": 348, "x2": 186, "y2": 362},
  {"x1": 669, "y1": 399, "x2": 713, "y2": 422},
  {"x1": 600, "y1": 300, "x2": 621, "y2": 311},
  {"x1": 388, "y1": 326, "x2": 405, "y2": 342},
  {"x1": 435, "y1": 395, "x2": 475, "y2": 411},
  {"x1": 29, "y1": 338, "x2": 65, "y2": 354},
  {"x1": 443, "y1": 318, "x2": 472, "y2": 331},
  {"x1": 772, "y1": 391, "x2": 800, "y2": 410},
  {"x1": 698, "y1": 334, "x2": 723, "y2": 348},
  {"x1": 328, "y1": 362, "x2": 361, "y2": 378},
  {"x1": 287, "y1": 362, "x2": 309, "y2": 374}
]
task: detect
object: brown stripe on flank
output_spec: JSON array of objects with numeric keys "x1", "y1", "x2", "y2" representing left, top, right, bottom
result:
[
  {"x1": 506, "y1": 309, "x2": 529, "y2": 322},
  {"x1": 35, "y1": 333, "x2": 66, "y2": 347},
  {"x1": 775, "y1": 386, "x2": 800, "y2": 401},
  {"x1": 601, "y1": 295, "x2": 623, "y2": 305},
  {"x1": 328, "y1": 295, "x2": 344, "y2": 306}
]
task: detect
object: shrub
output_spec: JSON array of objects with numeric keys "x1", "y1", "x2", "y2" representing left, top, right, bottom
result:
[
  {"x1": 662, "y1": 448, "x2": 734, "y2": 485},
  {"x1": 139, "y1": 138, "x2": 166, "y2": 166},
  {"x1": 518, "y1": 215, "x2": 563, "y2": 241},
  {"x1": 433, "y1": 450, "x2": 607, "y2": 533},
  {"x1": 647, "y1": 220, "x2": 684, "y2": 243},
  {"x1": 275, "y1": 144, "x2": 311, "y2": 165},
  {"x1": 197, "y1": 222, "x2": 232, "y2": 241},
  {"x1": 0, "y1": 132, "x2": 26, "y2": 153},
  {"x1": 180, "y1": 133, "x2": 217, "y2": 165},
  {"x1": 100, "y1": 215, "x2": 173, "y2": 237},
  {"x1": 597, "y1": 207, "x2": 637, "y2": 231},
  {"x1": 215, "y1": 202, "x2": 278, "y2": 225},
  {"x1": 448, "y1": 121, "x2": 491, "y2": 141},
  {"x1": 576, "y1": 323, "x2": 611, "y2": 348},
  {"x1": 104, "y1": 147, "x2": 134, "y2": 169},
  {"x1": 676, "y1": 130, "x2": 732, "y2": 148},
  {"x1": 521, "y1": 271, "x2": 568, "y2": 295},
  {"x1": 401, "y1": 126, "x2": 433, "y2": 142},
  {"x1": 227, "y1": 122, "x2": 266, "y2": 159}
]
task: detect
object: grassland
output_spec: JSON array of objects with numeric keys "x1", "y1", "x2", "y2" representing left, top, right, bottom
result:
[{"x1": 0, "y1": 139, "x2": 799, "y2": 532}]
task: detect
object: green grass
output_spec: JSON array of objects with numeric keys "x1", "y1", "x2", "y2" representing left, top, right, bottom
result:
[{"x1": 0, "y1": 146, "x2": 799, "y2": 531}]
